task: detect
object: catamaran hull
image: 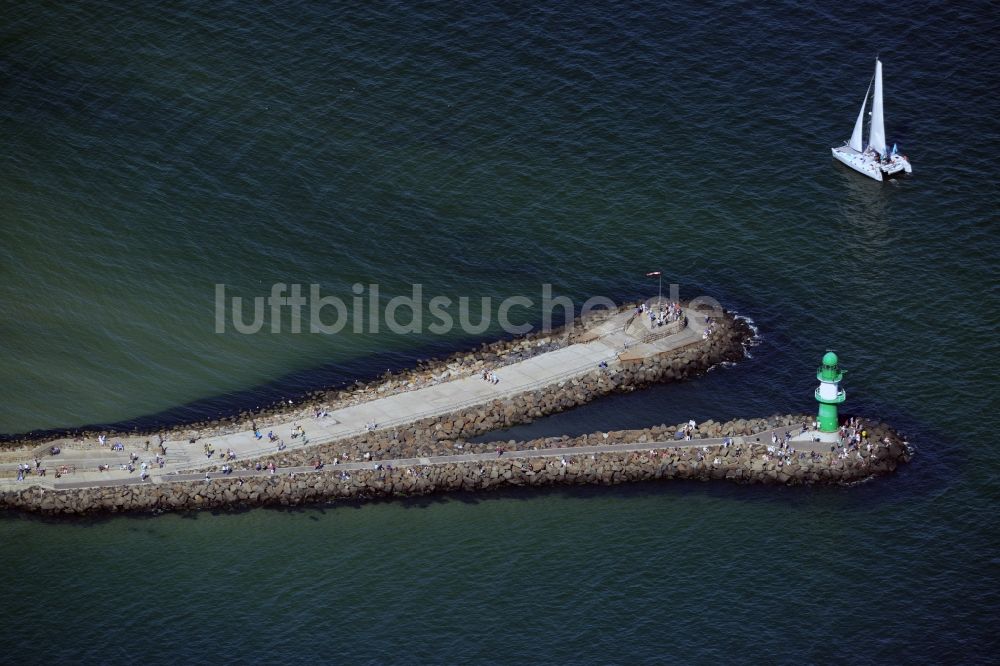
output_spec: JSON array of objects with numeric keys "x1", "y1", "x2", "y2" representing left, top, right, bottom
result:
[
  {"x1": 831, "y1": 146, "x2": 912, "y2": 182},
  {"x1": 832, "y1": 147, "x2": 883, "y2": 181}
]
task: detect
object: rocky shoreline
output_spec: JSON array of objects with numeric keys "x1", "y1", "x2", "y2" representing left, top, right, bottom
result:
[{"x1": 0, "y1": 415, "x2": 912, "y2": 516}]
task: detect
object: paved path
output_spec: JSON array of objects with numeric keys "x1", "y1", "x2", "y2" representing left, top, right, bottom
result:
[
  {"x1": 3, "y1": 307, "x2": 709, "y2": 490},
  {"x1": 46, "y1": 424, "x2": 825, "y2": 490}
]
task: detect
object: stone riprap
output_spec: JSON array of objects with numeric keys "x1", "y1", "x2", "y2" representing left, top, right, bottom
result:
[
  {"x1": 2, "y1": 303, "x2": 751, "y2": 482},
  {"x1": 0, "y1": 415, "x2": 912, "y2": 516},
  {"x1": 178, "y1": 311, "x2": 750, "y2": 473}
]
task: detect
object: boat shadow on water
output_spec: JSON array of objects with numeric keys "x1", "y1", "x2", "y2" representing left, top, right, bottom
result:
[{"x1": 832, "y1": 161, "x2": 893, "y2": 226}]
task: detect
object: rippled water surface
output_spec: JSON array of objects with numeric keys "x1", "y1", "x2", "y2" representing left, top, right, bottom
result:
[{"x1": 1, "y1": 1, "x2": 997, "y2": 663}]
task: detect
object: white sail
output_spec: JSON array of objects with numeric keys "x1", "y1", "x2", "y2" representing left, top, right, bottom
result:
[
  {"x1": 849, "y1": 78, "x2": 871, "y2": 152},
  {"x1": 869, "y1": 59, "x2": 886, "y2": 156}
]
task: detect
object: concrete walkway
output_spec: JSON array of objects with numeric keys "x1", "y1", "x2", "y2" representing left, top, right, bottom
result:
[
  {"x1": 48, "y1": 424, "x2": 824, "y2": 491},
  {"x1": 2, "y1": 307, "x2": 708, "y2": 491},
  {"x1": 16, "y1": 423, "x2": 840, "y2": 493}
]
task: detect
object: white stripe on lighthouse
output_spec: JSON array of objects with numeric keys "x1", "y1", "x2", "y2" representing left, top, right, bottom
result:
[{"x1": 819, "y1": 381, "x2": 840, "y2": 401}]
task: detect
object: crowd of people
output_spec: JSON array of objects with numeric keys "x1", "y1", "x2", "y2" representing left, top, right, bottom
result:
[
  {"x1": 635, "y1": 301, "x2": 684, "y2": 329},
  {"x1": 762, "y1": 431, "x2": 799, "y2": 466},
  {"x1": 14, "y1": 461, "x2": 43, "y2": 482},
  {"x1": 13, "y1": 434, "x2": 170, "y2": 481},
  {"x1": 831, "y1": 417, "x2": 881, "y2": 462},
  {"x1": 675, "y1": 419, "x2": 699, "y2": 441}
]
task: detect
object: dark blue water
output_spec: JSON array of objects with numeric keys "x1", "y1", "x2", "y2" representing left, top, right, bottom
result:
[{"x1": 1, "y1": 1, "x2": 997, "y2": 662}]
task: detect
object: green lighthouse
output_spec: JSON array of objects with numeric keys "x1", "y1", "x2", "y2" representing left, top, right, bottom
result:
[{"x1": 815, "y1": 351, "x2": 846, "y2": 432}]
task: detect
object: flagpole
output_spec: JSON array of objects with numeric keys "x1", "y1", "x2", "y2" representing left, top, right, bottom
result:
[{"x1": 646, "y1": 270, "x2": 663, "y2": 307}]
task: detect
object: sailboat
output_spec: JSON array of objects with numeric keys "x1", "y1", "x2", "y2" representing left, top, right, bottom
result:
[{"x1": 831, "y1": 58, "x2": 912, "y2": 181}]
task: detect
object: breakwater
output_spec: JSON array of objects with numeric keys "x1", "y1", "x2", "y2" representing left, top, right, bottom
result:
[
  {"x1": 1, "y1": 301, "x2": 741, "y2": 451},
  {"x1": 187, "y1": 309, "x2": 750, "y2": 471},
  {"x1": 0, "y1": 415, "x2": 912, "y2": 516},
  {"x1": 3, "y1": 302, "x2": 751, "y2": 480},
  {"x1": 1, "y1": 299, "x2": 916, "y2": 522}
]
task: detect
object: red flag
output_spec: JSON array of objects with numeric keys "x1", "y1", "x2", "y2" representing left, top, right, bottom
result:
[{"x1": 646, "y1": 271, "x2": 661, "y2": 277}]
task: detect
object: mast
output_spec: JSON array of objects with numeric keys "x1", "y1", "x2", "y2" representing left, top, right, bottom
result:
[{"x1": 868, "y1": 59, "x2": 886, "y2": 156}]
